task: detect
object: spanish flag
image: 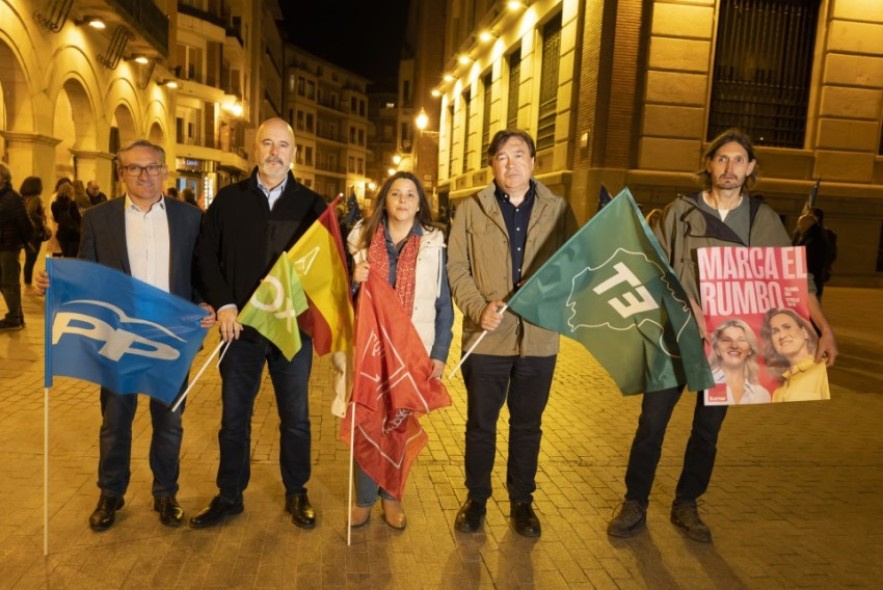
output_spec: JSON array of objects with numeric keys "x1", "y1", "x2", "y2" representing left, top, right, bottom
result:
[{"x1": 288, "y1": 197, "x2": 354, "y2": 355}]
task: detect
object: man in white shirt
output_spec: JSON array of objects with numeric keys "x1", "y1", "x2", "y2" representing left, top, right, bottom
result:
[{"x1": 73, "y1": 140, "x2": 214, "y2": 531}]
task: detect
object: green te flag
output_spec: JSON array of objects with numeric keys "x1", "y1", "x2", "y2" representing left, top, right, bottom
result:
[
  {"x1": 508, "y1": 189, "x2": 714, "y2": 395},
  {"x1": 238, "y1": 253, "x2": 309, "y2": 360}
]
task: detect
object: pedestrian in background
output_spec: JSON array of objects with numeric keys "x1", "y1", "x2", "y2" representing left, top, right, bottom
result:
[
  {"x1": 792, "y1": 207, "x2": 831, "y2": 299},
  {"x1": 86, "y1": 180, "x2": 108, "y2": 206},
  {"x1": 72, "y1": 179, "x2": 91, "y2": 212},
  {"x1": 19, "y1": 175, "x2": 50, "y2": 295},
  {"x1": 0, "y1": 162, "x2": 34, "y2": 331},
  {"x1": 181, "y1": 187, "x2": 199, "y2": 209},
  {"x1": 446, "y1": 129, "x2": 575, "y2": 538},
  {"x1": 51, "y1": 183, "x2": 81, "y2": 257},
  {"x1": 44, "y1": 178, "x2": 70, "y2": 257}
]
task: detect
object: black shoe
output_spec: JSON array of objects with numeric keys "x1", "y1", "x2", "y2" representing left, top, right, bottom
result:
[
  {"x1": 189, "y1": 495, "x2": 244, "y2": 529},
  {"x1": 89, "y1": 494, "x2": 124, "y2": 532},
  {"x1": 286, "y1": 493, "x2": 316, "y2": 529},
  {"x1": 510, "y1": 501, "x2": 541, "y2": 538},
  {"x1": 154, "y1": 495, "x2": 185, "y2": 527},
  {"x1": 607, "y1": 500, "x2": 647, "y2": 538},
  {"x1": 671, "y1": 501, "x2": 712, "y2": 543},
  {"x1": 454, "y1": 498, "x2": 486, "y2": 533},
  {"x1": 0, "y1": 319, "x2": 24, "y2": 332}
]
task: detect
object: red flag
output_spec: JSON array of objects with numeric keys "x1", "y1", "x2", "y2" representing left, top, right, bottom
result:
[{"x1": 340, "y1": 273, "x2": 451, "y2": 499}]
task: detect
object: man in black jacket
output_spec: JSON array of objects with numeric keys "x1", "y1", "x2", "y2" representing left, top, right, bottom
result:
[
  {"x1": 0, "y1": 162, "x2": 34, "y2": 331},
  {"x1": 191, "y1": 117, "x2": 327, "y2": 529}
]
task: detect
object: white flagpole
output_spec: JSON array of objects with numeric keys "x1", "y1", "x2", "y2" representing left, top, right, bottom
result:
[
  {"x1": 347, "y1": 402, "x2": 356, "y2": 546},
  {"x1": 43, "y1": 386, "x2": 49, "y2": 556},
  {"x1": 447, "y1": 304, "x2": 509, "y2": 379},
  {"x1": 170, "y1": 340, "x2": 225, "y2": 413},
  {"x1": 217, "y1": 338, "x2": 233, "y2": 367}
]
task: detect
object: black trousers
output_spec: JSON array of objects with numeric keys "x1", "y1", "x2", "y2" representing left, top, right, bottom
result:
[
  {"x1": 624, "y1": 386, "x2": 728, "y2": 506},
  {"x1": 462, "y1": 353, "x2": 556, "y2": 504}
]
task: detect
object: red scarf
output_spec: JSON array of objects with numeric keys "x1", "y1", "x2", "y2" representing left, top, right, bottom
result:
[{"x1": 367, "y1": 222, "x2": 419, "y2": 314}]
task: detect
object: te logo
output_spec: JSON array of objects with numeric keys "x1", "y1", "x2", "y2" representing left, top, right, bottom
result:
[
  {"x1": 592, "y1": 262, "x2": 659, "y2": 318},
  {"x1": 52, "y1": 300, "x2": 181, "y2": 361}
]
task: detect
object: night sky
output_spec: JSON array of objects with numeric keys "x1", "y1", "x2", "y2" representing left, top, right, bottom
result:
[{"x1": 280, "y1": 1, "x2": 412, "y2": 87}]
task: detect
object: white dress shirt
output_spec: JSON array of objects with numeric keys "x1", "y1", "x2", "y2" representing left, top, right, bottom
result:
[{"x1": 125, "y1": 195, "x2": 170, "y2": 293}]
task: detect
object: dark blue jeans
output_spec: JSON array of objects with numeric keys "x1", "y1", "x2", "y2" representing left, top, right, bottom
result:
[
  {"x1": 624, "y1": 387, "x2": 728, "y2": 506},
  {"x1": 462, "y1": 354, "x2": 556, "y2": 504},
  {"x1": 98, "y1": 387, "x2": 185, "y2": 498},
  {"x1": 216, "y1": 333, "x2": 312, "y2": 500}
]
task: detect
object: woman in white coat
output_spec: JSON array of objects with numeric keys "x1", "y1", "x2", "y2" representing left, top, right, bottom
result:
[{"x1": 347, "y1": 171, "x2": 454, "y2": 529}]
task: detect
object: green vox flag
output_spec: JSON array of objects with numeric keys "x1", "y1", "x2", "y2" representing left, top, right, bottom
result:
[
  {"x1": 508, "y1": 188, "x2": 714, "y2": 395},
  {"x1": 238, "y1": 253, "x2": 309, "y2": 361}
]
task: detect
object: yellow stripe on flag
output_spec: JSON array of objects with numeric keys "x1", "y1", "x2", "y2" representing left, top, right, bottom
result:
[{"x1": 286, "y1": 208, "x2": 354, "y2": 353}]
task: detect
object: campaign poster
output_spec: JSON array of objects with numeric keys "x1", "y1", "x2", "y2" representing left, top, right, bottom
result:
[{"x1": 697, "y1": 246, "x2": 830, "y2": 405}]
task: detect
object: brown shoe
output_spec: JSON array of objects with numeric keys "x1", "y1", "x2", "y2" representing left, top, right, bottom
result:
[
  {"x1": 381, "y1": 499, "x2": 406, "y2": 530},
  {"x1": 671, "y1": 501, "x2": 712, "y2": 543},
  {"x1": 350, "y1": 505, "x2": 372, "y2": 528}
]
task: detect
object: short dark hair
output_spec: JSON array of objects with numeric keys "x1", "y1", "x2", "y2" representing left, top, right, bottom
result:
[
  {"x1": 117, "y1": 139, "x2": 166, "y2": 163},
  {"x1": 19, "y1": 176, "x2": 43, "y2": 197},
  {"x1": 488, "y1": 129, "x2": 536, "y2": 160},
  {"x1": 699, "y1": 128, "x2": 758, "y2": 190}
]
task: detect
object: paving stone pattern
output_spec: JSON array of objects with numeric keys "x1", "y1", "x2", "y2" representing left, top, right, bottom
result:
[{"x1": 1, "y1": 281, "x2": 881, "y2": 589}]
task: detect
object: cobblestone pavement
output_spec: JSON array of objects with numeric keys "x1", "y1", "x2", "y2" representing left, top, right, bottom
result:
[{"x1": 1, "y1": 271, "x2": 881, "y2": 589}]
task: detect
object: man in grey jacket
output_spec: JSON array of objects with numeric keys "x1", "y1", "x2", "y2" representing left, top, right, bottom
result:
[{"x1": 447, "y1": 129, "x2": 574, "y2": 538}]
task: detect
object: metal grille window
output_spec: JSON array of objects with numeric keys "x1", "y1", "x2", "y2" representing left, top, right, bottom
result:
[
  {"x1": 507, "y1": 50, "x2": 521, "y2": 131},
  {"x1": 708, "y1": 0, "x2": 820, "y2": 148},
  {"x1": 537, "y1": 14, "x2": 561, "y2": 152},
  {"x1": 462, "y1": 90, "x2": 473, "y2": 173},
  {"x1": 482, "y1": 73, "x2": 492, "y2": 167}
]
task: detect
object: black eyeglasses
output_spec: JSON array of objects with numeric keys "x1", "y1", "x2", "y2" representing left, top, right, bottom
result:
[{"x1": 120, "y1": 164, "x2": 164, "y2": 177}]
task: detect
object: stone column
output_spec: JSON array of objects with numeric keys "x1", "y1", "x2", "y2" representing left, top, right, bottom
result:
[
  {"x1": 70, "y1": 150, "x2": 116, "y2": 197},
  {"x1": 0, "y1": 131, "x2": 61, "y2": 189}
]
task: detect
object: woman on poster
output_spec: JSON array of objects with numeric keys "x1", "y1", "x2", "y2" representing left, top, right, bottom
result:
[
  {"x1": 707, "y1": 319, "x2": 770, "y2": 404},
  {"x1": 346, "y1": 171, "x2": 454, "y2": 530},
  {"x1": 761, "y1": 308, "x2": 830, "y2": 402}
]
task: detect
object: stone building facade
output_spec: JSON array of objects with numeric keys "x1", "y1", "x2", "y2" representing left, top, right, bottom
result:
[{"x1": 435, "y1": 0, "x2": 883, "y2": 286}]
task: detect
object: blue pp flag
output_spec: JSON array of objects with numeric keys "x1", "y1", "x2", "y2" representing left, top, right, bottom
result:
[{"x1": 44, "y1": 258, "x2": 210, "y2": 405}]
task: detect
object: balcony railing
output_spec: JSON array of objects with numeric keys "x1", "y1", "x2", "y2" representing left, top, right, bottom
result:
[
  {"x1": 177, "y1": 2, "x2": 226, "y2": 28},
  {"x1": 112, "y1": 0, "x2": 169, "y2": 57},
  {"x1": 315, "y1": 162, "x2": 346, "y2": 174},
  {"x1": 315, "y1": 129, "x2": 347, "y2": 144}
]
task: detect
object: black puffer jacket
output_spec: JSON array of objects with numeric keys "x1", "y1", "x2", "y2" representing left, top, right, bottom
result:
[{"x1": 0, "y1": 183, "x2": 34, "y2": 251}]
